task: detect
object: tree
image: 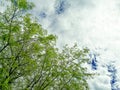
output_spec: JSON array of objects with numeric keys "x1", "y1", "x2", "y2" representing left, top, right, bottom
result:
[{"x1": 0, "y1": 0, "x2": 93, "y2": 90}]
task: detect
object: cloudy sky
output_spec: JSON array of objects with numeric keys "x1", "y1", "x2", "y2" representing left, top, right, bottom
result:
[
  {"x1": 1, "y1": 0, "x2": 120, "y2": 90},
  {"x1": 30, "y1": 0, "x2": 120, "y2": 89},
  {"x1": 32, "y1": 0, "x2": 120, "y2": 90}
]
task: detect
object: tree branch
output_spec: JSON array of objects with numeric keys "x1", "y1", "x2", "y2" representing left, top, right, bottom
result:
[
  {"x1": 0, "y1": 43, "x2": 9, "y2": 53},
  {"x1": 27, "y1": 48, "x2": 48, "y2": 89},
  {"x1": 41, "y1": 75, "x2": 58, "y2": 90}
]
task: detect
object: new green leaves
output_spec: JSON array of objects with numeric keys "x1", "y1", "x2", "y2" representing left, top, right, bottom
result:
[
  {"x1": 0, "y1": 0, "x2": 94, "y2": 90},
  {"x1": 11, "y1": 0, "x2": 34, "y2": 10}
]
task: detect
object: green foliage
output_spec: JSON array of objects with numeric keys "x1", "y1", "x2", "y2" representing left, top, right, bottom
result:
[
  {"x1": 10, "y1": 0, "x2": 35, "y2": 10},
  {"x1": 0, "y1": 0, "x2": 93, "y2": 90}
]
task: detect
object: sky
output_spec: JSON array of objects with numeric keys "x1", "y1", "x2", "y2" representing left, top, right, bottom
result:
[
  {"x1": 30, "y1": 0, "x2": 120, "y2": 89},
  {"x1": 1, "y1": 0, "x2": 120, "y2": 90}
]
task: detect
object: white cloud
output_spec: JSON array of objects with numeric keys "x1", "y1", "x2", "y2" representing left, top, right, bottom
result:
[
  {"x1": 88, "y1": 75, "x2": 111, "y2": 90},
  {"x1": 31, "y1": 0, "x2": 120, "y2": 89}
]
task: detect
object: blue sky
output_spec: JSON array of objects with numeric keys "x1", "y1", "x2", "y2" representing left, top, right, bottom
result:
[
  {"x1": 1, "y1": 0, "x2": 120, "y2": 90},
  {"x1": 30, "y1": 0, "x2": 120, "y2": 89}
]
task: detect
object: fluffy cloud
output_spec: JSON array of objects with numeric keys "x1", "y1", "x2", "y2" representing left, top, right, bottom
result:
[{"x1": 30, "y1": 0, "x2": 120, "y2": 89}]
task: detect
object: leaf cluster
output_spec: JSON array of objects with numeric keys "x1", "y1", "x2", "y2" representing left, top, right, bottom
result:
[{"x1": 0, "y1": 1, "x2": 93, "y2": 90}]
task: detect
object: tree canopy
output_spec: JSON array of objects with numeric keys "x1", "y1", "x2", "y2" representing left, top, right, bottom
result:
[{"x1": 0, "y1": 0, "x2": 93, "y2": 90}]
